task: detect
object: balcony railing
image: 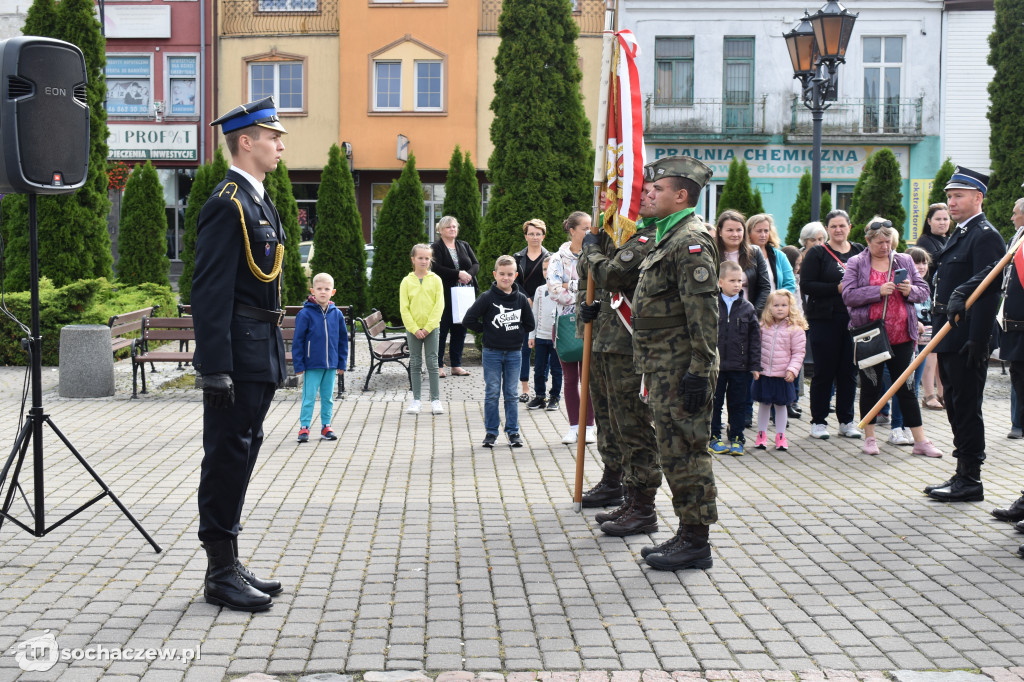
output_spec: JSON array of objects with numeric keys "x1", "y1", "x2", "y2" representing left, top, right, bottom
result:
[
  {"x1": 220, "y1": 0, "x2": 338, "y2": 36},
  {"x1": 789, "y1": 96, "x2": 923, "y2": 136},
  {"x1": 479, "y1": 0, "x2": 608, "y2": 36},
  {"x1": 644, "y1": 96, "x2": 768, "y2": 136}
]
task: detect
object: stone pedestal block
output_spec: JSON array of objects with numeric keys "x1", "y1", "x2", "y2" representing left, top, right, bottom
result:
[{"x1": 59, "y1": 325, "x2": 115, "y2": 398}]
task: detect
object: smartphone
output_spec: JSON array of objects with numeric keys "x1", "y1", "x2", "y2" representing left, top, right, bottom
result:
[{"x1": 894, "y1": 268, "x2": 907, "y2": 284}]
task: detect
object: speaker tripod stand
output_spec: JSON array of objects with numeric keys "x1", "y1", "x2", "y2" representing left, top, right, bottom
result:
[{"x1": 0, "y1": 194, "x2": 160, "y2": 552}]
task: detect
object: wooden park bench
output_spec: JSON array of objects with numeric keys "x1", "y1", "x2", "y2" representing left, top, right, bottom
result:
[
  {"x1": 107, "y1": 305, "x2": 160, "y2": 358},
  {"x1": 357, "y1": 308, "x2": 409, "y2": 391},
  {"x1": 130, "y1": 317, "x2": 195, "y2": 398}
]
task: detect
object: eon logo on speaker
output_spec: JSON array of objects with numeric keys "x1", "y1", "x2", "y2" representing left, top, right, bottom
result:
[{"x1": 43, "y1": 86, "x2": 67, "y2": 96}]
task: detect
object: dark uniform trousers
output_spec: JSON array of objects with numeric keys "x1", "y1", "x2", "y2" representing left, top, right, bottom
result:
[
  {"x1": 198, "y1": 381, "x2": 276, "y2": 541},
  {"x1": 937, "y1": 354, "x2": 987, "y2": 464},
  {"x1": 589, "y1": 350, "x2": 661, "y2": 495}
]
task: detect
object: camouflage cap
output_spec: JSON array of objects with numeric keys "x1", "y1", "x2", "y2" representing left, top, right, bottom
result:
[{"x1": 643, "y1": 156, "x2": 713, "y2": 189}]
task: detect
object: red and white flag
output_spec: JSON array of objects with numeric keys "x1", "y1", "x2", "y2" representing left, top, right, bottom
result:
[{"x1": 601, "y1": 29, "x2": 646, "y2": 248}]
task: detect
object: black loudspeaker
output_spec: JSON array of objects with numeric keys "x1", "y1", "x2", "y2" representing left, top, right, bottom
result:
[{"x1": 0, "y1": 36, "x2": 88, "y2": 195}]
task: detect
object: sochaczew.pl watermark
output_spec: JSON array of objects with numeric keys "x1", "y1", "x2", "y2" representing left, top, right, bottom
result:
[{"x1": 8, "y1": 631, "x2": 201, "y2": 672}]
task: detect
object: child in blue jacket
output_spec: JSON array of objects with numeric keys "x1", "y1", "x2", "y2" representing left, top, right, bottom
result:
[{"x1": 293, "y1": 272, "x2": 349, "y2": 442}]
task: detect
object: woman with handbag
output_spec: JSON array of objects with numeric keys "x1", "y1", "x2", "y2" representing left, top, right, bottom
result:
[
  {"x1": 801, "y1": 209, "x2": 864, "y2": 440},
  {"x1": 841, "y1": 218, "x2": 942, "y2": 458},
  {"x1": 549, "y1": 211, "x2": 595, "y2": 445},
  {"x1": 431, "y1": 216, "x2": 480, "y2": 378}
]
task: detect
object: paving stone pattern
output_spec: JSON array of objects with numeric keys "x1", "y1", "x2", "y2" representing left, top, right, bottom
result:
[{"x1": 1, "y1": 344, "x2": 1024, "y2": 681}]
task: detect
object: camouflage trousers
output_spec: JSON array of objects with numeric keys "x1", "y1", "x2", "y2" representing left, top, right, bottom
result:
[
  {"x1": 589, "y1": 351, "x2": 661, "y2": 495},
  {"x1": 645, "y1": 367, "x2": 719, "y2": 525}
]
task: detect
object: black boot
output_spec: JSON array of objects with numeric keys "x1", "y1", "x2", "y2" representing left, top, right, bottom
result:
[
  {"x1": 1014, "y1": 519, "x2": 1024, "y2": 533},
  {"x1": 232, "y1": 537, "x2": 283, "y2": 596},
  {"x1": 929, "y1": 460, "x2": 984, "y2": 502},
  {"x1": 581, "y1": 467, "x2": 624, "y2": 508},
  {"x1": 595, "y1": 486, "x2": 634, "y2": 524},
  {"x1": 924, "y1": 456, "x2": 963, "y2": 495},
  {"x1": 992, "y1": 492, "x2": 1024, "y2": 522},
  {"x1": 204, "y1": 540, "x2": 273, "y2": 612},
  {"x1": 645, "y1": 523, "x2": 713, "y2": 571},
  {"x1": 787, "y1": 404, "x2": 802, "y2": 419},
  {"x1": 600, "y1": 490, "x2": 657, "y2": 537},
  {"x1": 640, "y1": 532, "x2": 680, "y2": 559}
]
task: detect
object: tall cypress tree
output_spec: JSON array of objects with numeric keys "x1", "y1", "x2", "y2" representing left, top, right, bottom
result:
[
  {"x1": 928, "y1": 158, "x2": 956, "y2": 207},
  {"x1": 117, "y1": 161, "x2": 169, "y2": 286},
  {"x1": 311, "y1": 144, "x2": 368, "y2": 314},
  {"x1": 369, "y1": 155, "x2": 427, "y2": 323},
  {"x1": 716, "y1": 158, "x2": 757, "y2": 218},
  {"x1": 442, "y1": 146, "x2": 483, "y2": 253},
  {"x1": 786, "y1": 170, "x2": 832, "y2": 245},
  {"x1": 850, "y1": 148, "x2": 905, "y2": 244},
  {"x1": 478, "y1": 0, "x2": 593, "y2": 282},
  {"x1": 266, "y1": 161, "x2": 307, "y2": 306},
  {"x1": 179, "y1": 147, "x2": 228, "y2": 304},
  {"x1": 22, "y1": 0, "x2": 56, "y2": 35},
  {"x1": 988, "y1": 0, "x2": 1024, "y2": 239}
]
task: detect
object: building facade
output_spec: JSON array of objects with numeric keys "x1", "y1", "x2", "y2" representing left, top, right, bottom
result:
[{"x1": 620, "y1": 0, "x2": 945, "y2": 240}]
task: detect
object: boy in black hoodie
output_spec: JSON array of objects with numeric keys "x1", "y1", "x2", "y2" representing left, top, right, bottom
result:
[{"x1": 464, "y1": 255, "x2": 536, "y2": 448}]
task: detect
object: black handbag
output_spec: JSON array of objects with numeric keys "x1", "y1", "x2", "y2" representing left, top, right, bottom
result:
[{"x1": 851, "y1": 257, "x2": 894, "y2": 370}]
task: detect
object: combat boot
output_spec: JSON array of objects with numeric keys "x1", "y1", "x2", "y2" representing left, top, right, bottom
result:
[
  {"x1": 595, "y1": 486, "x2": 634, "y2": 524},
  {"x1": 924, "y1": 456, "x2": 963, "y2": 495},
  {"x1": 600, "y1": 489, "x2": 657, "y2": 537},
  {"x1": 232, "y1": 536, "x2": 283, "y2": 596},
  {"x1": 929, "y1": 460, "x2": 984, "y2": 502},
  {"x1": 645, "y1": 523, "x2": 713, "y2": 571},
  {"x1": 203, "y1": 540, "x2": 273, "y2": 612},
  {"x1": 991, "y1": 492, "x2": 1024, "y2": 522},
  {"x1": 581, "y1": 467, "x2": 624, "y2": 508},
  {"x1": 640, "y1": 524, "x2": 688, "y2": 559}
]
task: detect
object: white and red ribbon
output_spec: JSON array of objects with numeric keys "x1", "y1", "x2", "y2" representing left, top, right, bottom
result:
[{"x1": 602, "y1": 29, "x2": 646, "y2": 248}]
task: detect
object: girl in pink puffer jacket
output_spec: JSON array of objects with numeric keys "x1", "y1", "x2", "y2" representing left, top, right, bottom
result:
[{"x1": 753, "y1": 290, "x2": 808, "y2": 451}]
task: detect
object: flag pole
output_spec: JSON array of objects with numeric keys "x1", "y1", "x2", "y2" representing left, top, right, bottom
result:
[
  {"x1": 858, "y1": 236, "x2": 1023, "y2": 429},
  {"x1": 574, "y1": 30, "x2": 616, "y2": 513}
]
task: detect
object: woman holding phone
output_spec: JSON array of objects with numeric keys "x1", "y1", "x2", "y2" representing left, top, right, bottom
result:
[{"x1": 841, "y1": 217, "x2": 941, "y2": 457}]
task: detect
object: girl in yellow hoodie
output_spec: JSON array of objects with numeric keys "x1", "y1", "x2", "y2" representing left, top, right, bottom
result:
[{"x1": 400, "y1": 244, "x2": 446, "y2": 414}]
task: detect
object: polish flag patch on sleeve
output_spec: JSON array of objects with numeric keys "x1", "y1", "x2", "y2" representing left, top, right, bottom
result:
[
  {"x1": 688, "y1": 244, "x2": 702, "y2": 254},
  {"x1": 638, "y1": 236, "x2": 649, "y2": 243}
]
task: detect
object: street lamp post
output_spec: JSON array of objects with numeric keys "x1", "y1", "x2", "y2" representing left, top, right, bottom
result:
[{"x1": 785, "y1": 1, "x2": 858, "y2": 222}]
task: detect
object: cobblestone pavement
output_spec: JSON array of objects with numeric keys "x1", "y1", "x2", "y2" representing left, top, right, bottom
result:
[{"x1": 2, "y1": 343, "x2": 1024, "y2": 681}]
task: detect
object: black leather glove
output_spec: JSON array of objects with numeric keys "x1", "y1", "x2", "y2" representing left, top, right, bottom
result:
[
  {"x1": 946, "y1": 290, "x2": 967, "y2": 328},
  {"x1": 581, "y1": 232, "x2": 600, "y2": 249},
  {"x1": 960, "y1": 340, "x2": 988, "y2": 370},
  {"x1": 203, "y1": 372, "x2": 234, "y2": 408},
  {"x1": 680, "y1": 372, "x2": 708, "y2": 413},
  {"x1": 578, "y1": 301, "x2": 600, "y2": 323}
]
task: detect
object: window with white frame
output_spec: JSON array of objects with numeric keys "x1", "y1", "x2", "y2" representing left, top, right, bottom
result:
[
  {"x1": 249, "y1": 60, "x2": 304, "y2": 111},
  {"x1": 371, "y1": 183, "x2": 392, "y2": 238},
  {"x1": 654, "y1": 37, "x2": 693, "y2": 105},
  {"x1": 415, "y1": 61, "x2": 442, "y2": 111},
  {"x1": 374, "y1": 62, "x2": 402, "y2": 111},
  {"x1": 106, "y1": 54, "x2": 153, "y2": 116},
  {"x1": 166, "y1": 54, "x2": 198, "y2": 117},
  {"x1": 258, "y1": 0, "x2": 317, "y2": 11},
  {"x1": 863, "y1": 36, "x2": 903, "y2": 132}
]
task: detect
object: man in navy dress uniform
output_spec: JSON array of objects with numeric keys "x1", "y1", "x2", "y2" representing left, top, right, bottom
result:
[
  {"x1": 925, "y1": 166, "x2": 1005, "y2": 504},
  {"x1": 191, "y1": 97, "x2": 288, "y2": 611}
]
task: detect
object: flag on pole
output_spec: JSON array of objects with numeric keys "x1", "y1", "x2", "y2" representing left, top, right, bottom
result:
[{"x1": 601, "y1": 30, "x2": 646, "y2": 248}]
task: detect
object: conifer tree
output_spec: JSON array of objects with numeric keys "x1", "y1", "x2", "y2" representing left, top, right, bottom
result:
[
  {"x1": 848, "y1": 152, "x2": 875, "y2": 235},
  {"x1": 478, "y1": 0, "x2": 593, "y2": 281},
  {"x1": 752, "y1": 187, "x2": 765, "y2": 216},
  {"x1": 786, "y1": 171, "x2": 832, "y2": 245},
  {"x1": 2, "y1": 0, "x2": 112, "y2": 289},
  {"x1": 928, "y1": 158, "x2": 956, "y2": 207},
  {"x1": 442, "y1": 146, "x2": 483, "y2": 252},
  {"x1": 179, "y1": 147, "x2": 228, "y2": 304},
  {"x1": 310, "y1": 144, "x2": 368, "y2": 314},
  {"x1": 849, "y1": 148, "x2": 905, "y2": 244},
  {"x1": 716, "y1": 158, "x2": 757, "y2": 218},
  {"x1": 368, "y1": 155, "x2": 427, "y2": 323},
  {"x1": 988, "y1": 0, "x2": 1024, "y2": 239},
  {"x1": 117, "y1": 162, "x2": 169, "y2": 286},
  {"x1": 266, "y1": 161, "x2": 307, "y2": 306}
]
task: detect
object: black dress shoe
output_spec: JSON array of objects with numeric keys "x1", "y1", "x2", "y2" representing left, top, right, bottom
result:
[
  {"x1": 929, "y1": 476, "x2": 984, "y2": 503},
  {"x1": 991, "y1": 493, "x2": 1024, "y2": 522},
  {"x1": 787, "y1": 404, "x2": 802, "y2": 419},
  {"x1": 1019, "y1": 543, "x2": 1024, "y2": 558},
  {"x1": 1015, "y1": 519, "x2": 1024, "y2": 533}
]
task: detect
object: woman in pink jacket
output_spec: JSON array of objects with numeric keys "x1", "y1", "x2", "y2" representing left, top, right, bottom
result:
[
  {"x1": 841, "y1": 219, "x2": 942, "y2": 457},
  {"x1": 753, "y1": 290, "x2": 807, "y2": 451}
]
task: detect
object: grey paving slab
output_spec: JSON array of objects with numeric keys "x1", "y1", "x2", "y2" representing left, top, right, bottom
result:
[{"x1": 1, "y1": 351, "x2": 1024, "y2": 681}]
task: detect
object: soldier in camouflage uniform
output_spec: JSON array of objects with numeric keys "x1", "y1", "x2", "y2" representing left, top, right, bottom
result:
[
  {"x1": 577, "y1": 178, "x2": 661, "y2": 537},
  {"x1": 631, "y1": 156, "x2": 719, "y2": 571}
]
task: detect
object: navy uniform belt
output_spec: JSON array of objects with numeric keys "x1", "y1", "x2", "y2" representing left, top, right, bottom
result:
[
  {"x1": 932, "y1": 303, "x2": 947, "y2": 314},
  {"x1": 236, "y1": 303, "x2": 285, "y2": 326},
  {"x1": 633, "y1": 315, "x2": 685, "y2": 330},
  {"x1": 1005, "y1": 318, "x2": 1024, "y2": 332}
]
